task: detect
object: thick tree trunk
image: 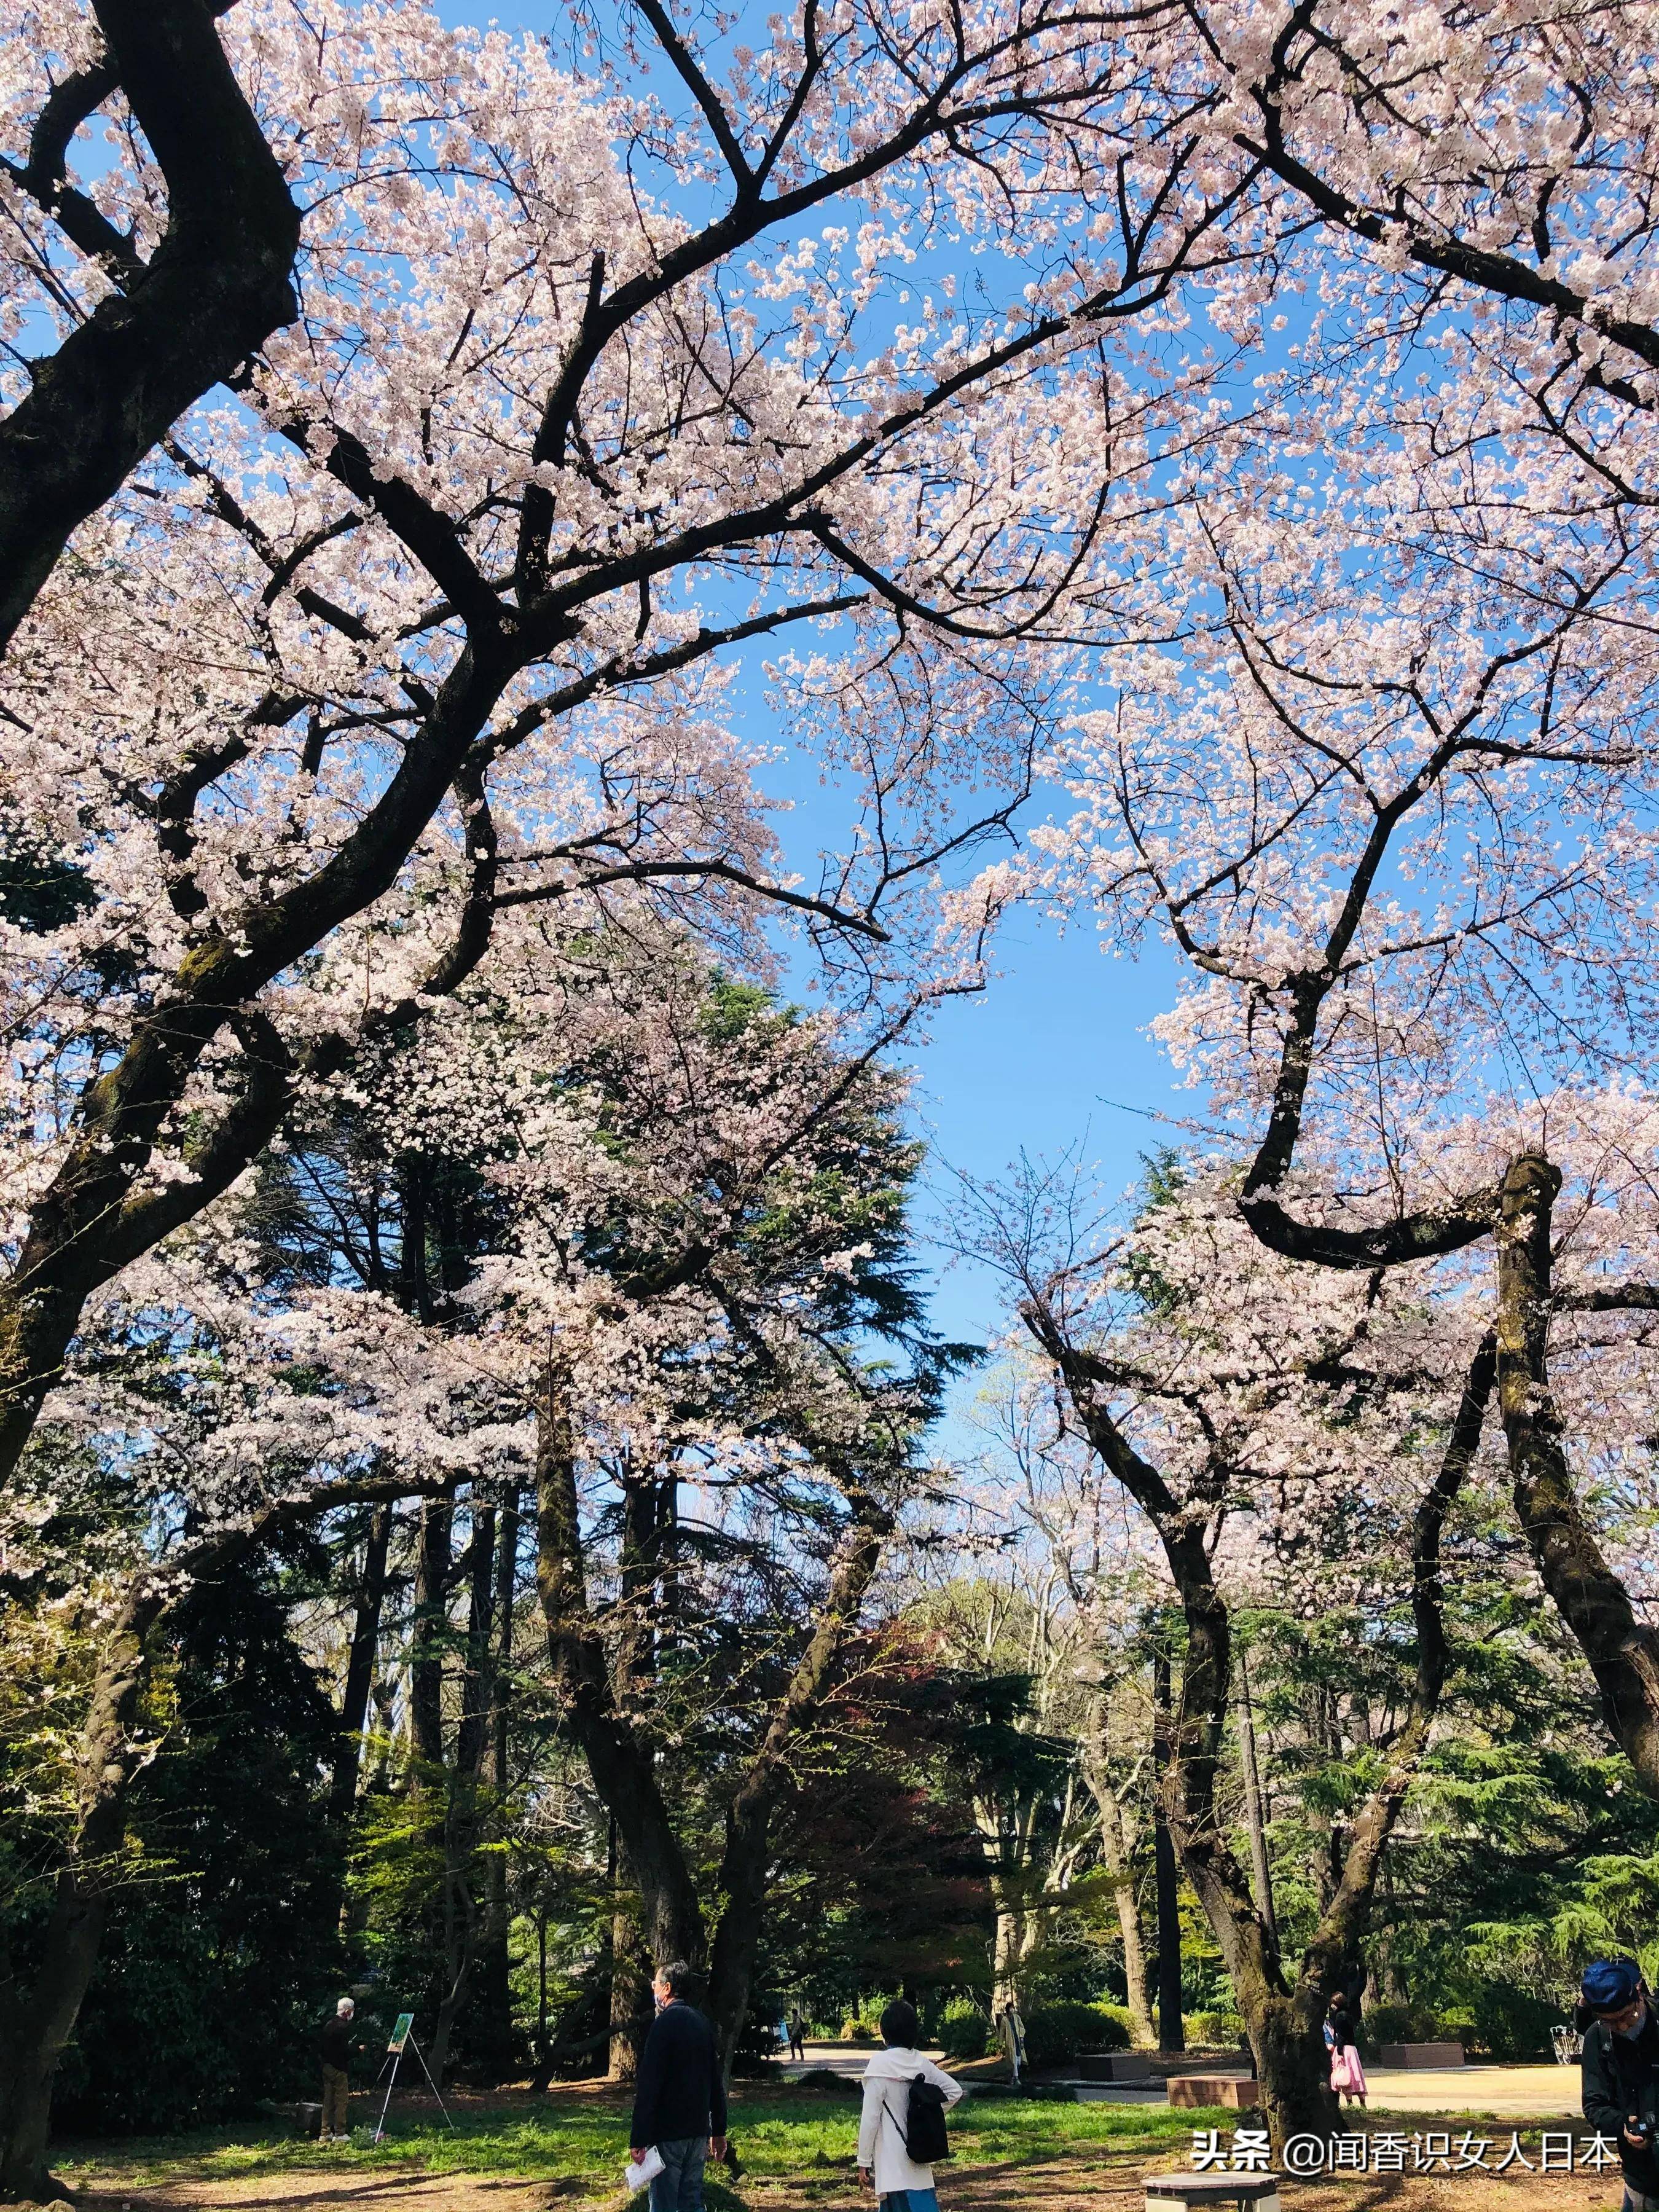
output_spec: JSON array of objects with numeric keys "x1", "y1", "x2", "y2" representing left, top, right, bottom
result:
[
  {"x1": 608, "y1": 1865, "x2": 649, "y2": 2085},
  {"x1": 972, "y1": 1793, "x2": 1032, "y2": 2017},
  {"x1": 1496, "y1": 1155, "x2": 1659, "y2": 1795},
  {"x1": 330, "y1": 1504, "x2": 393, "y2": 1822},
  {"x1": 985, "y1": 1880, "x2": 1027, "y2": 2018},
  {"x1": 0, "y1": 0, "x2": 301, "y2": 655}
]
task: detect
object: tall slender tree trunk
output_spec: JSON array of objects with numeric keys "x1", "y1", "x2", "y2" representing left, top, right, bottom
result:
[
  {"x1": 330, "y1": 1504, "x2": 393, "y2": 1822},
  {"x1": 1497, "y1": 1155, "x2": 1659, "y2": 1795},
  {"x1": 409, "y1": 1499, "x2": 452, "y2": 1776},
  {"x1": 1235, "y1": 1650, "x2": 1277, "y2": 1942},
  {"x1": 533, "y1": 1346, "x2": 893, "y2": 2079},
  {"x1": 1084, "y1": 1742, "x2": 1156, "y2": 2047},
  {"x1": 702, "y1": 1495, "x2": 893, "y2": 2074},
  {"x1": 429, "y1": 1497, "x2": 498, "y2": 2082},
  {"x1": 477, "y1": 1486, "x2": 522, "y2": 2070},
  {"x1": 1151, "y1": 1643, "x2": 1185, "y2": 2054},
  {"x1": 534, "y1": 1357, "x2": 704, "y2": 1969}
]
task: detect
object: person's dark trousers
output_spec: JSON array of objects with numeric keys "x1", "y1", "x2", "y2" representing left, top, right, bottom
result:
[
  {"x1": 321, "y1": 2064, "x2": 350, "y2": 2136},
  {"x1": 649, "y1": 2136, "x2": 707, "y2": 2212}
]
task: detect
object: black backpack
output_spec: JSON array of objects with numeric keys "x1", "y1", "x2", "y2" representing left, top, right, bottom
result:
[{"x1": 886, "y1": 2074, "x2": 952, "y2": 2165}]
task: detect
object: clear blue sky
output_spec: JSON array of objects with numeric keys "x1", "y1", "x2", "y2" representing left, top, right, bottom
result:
[{"x1": 900, "y1": 910, "x2": 1183, "y2": 1346}]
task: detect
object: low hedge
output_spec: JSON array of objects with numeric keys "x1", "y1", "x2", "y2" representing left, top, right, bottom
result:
[
  {"x1": 938, "y1": 2002, "x2": 989, "y2": 2061},
  {"x1": 1021, "y1": 2001, "x2": 1131, "y2": 2070}
]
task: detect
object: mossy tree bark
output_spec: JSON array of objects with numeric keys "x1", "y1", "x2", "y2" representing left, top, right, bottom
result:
[{"x1": 1496, "y1": 1156, "x2": 1659, "y2": 1794}]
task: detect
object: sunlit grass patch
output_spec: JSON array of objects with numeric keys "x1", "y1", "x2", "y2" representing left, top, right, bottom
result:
[{"x1": 58, "y1": 2082, "x2": 1223, "y2": 2199}]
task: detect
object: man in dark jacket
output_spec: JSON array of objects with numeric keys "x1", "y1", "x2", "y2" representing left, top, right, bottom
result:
[
  {"x1": 629, "y1": 1962, "x2": 728, "y2": 2212},
  {"x1": 1580, "y1": 1959, "x2": 1659, "y2": 2212},
  {"x1": 319, "y1": 1996, "x2": 356, "y2": 2143}
]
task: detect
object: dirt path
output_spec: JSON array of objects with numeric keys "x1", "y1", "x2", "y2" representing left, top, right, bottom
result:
[
  {"x1": 69, "y1": 2170, "x2": 548, "y2": 2212},
  {"x1": 63, "y1": 2152, "x2": 1630, "y2": 2212}
]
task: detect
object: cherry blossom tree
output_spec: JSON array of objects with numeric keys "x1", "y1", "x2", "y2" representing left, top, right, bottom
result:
[
  {"x1": 960, "y1": 1153, "x2": 1511, "y2": 2138},
  {"x1": 0, "y1": 0, "x2": 302, "y2": 651},
  {"x1": 0, "y1": 908, "x2": 965, "y2": 2183},
  {"x1": 1199, "y1": 0, "x2": 1659, "y2": 408},
  {"x1": 0, "y1": 0, "x2": 1291, "y2": 1515},
  {"x1": 1044, "y1": 308, "x2": 1659, "y2": 1792}
]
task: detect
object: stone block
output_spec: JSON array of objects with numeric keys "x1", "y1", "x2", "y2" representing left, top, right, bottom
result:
[
  {"x1": 1077, "y1": 2052, "x2": 1155, "y2": 2082},
  {"x1": 1165, "y1": 2075, "x2": 1260, "y2": 2109}
]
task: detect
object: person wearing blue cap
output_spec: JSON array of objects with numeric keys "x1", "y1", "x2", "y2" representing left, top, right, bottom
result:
[{"x1": 1580, "y1": 1959, "x2": 1658, "y2": 2211}]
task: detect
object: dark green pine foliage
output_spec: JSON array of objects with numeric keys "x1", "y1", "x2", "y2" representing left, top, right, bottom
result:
[
  {"x1": 55, "y1": 1537, "x2": 348, "y2": 2132},
  {"x1": 0, "y1": 825, "x2": 95, "y2": 935},
  {"x1": 754, "y1": 1654, "x2": 1065, "y2": 2028}
]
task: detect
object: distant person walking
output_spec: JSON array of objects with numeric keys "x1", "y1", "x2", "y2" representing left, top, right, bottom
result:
[
  {"x1": 629, "y1": 1962, "x2": 729, "y2": 2212},
  {"x1": 320, "y1": 1996, "x2": 356, "y2": 2143},
  {"x1": 787, "y1": 2009, "x2": 806, "y2": 2062},
  {"x1": 858, "y1": 1999, "x2": 963, "y2": 2212},
  {"x1": 997, "y1": 2003, "x2": 1026, "y2": 2088},
  {"x1": 1579, "y1": 1959, "x2": 1659, "y2": 2212},
  {"x1": 1324, "y1": 1994, "x2": 1367, "y2": 2109}
]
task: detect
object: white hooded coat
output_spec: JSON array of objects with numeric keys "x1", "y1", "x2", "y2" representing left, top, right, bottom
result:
[{"x1": 857, "y1": 2046, "x2": 965, "y2": 2197}]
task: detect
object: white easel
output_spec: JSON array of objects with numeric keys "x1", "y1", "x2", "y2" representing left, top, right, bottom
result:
[{"x1": 372, "y1": 2012, "x2": 456, "y2": 2142}]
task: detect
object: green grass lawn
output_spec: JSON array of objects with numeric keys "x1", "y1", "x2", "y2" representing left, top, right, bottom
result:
[{"x1": 59, "y1": 2082, "x2": 1211, "y2": 2197}]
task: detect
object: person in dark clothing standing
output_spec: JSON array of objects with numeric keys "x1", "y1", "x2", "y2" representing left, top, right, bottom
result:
[
  {"x1": 1580, "y1": 1959, "x2": 1659, "y2": 2212},
  {"x1": 629, "y1": 1962, "x2": 728, "y2": 2212},
  {"x1": 319, "y1": 1996, "x2": 356, "y2": 2143},
  {"x1": 1324, "y1": 1992, "x2": 1368, "y2": 2109}
]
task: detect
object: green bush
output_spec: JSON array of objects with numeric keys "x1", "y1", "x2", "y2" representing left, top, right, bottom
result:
[
  {"x1": 1461, "y1": 1988, "x2": 1558, "y2": 2061},
  {"x1": 1021, "y1": 2001, "x2": 1131, "y2": 2070},
  {"x1": 1187, "y1": 2009, "x2": 1247, "y2": 2049},
  {"x1": 1363, "y1": 2002, "x2": 1443, "y2": 2048},
  {"x1": 938, "y1": 2002, "x2": 988, "y2": 2060}
]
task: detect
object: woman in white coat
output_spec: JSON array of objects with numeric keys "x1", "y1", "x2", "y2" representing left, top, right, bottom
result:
[{"x1": 857, "y1": 2001, "x2": 965, "y2": 2212}]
